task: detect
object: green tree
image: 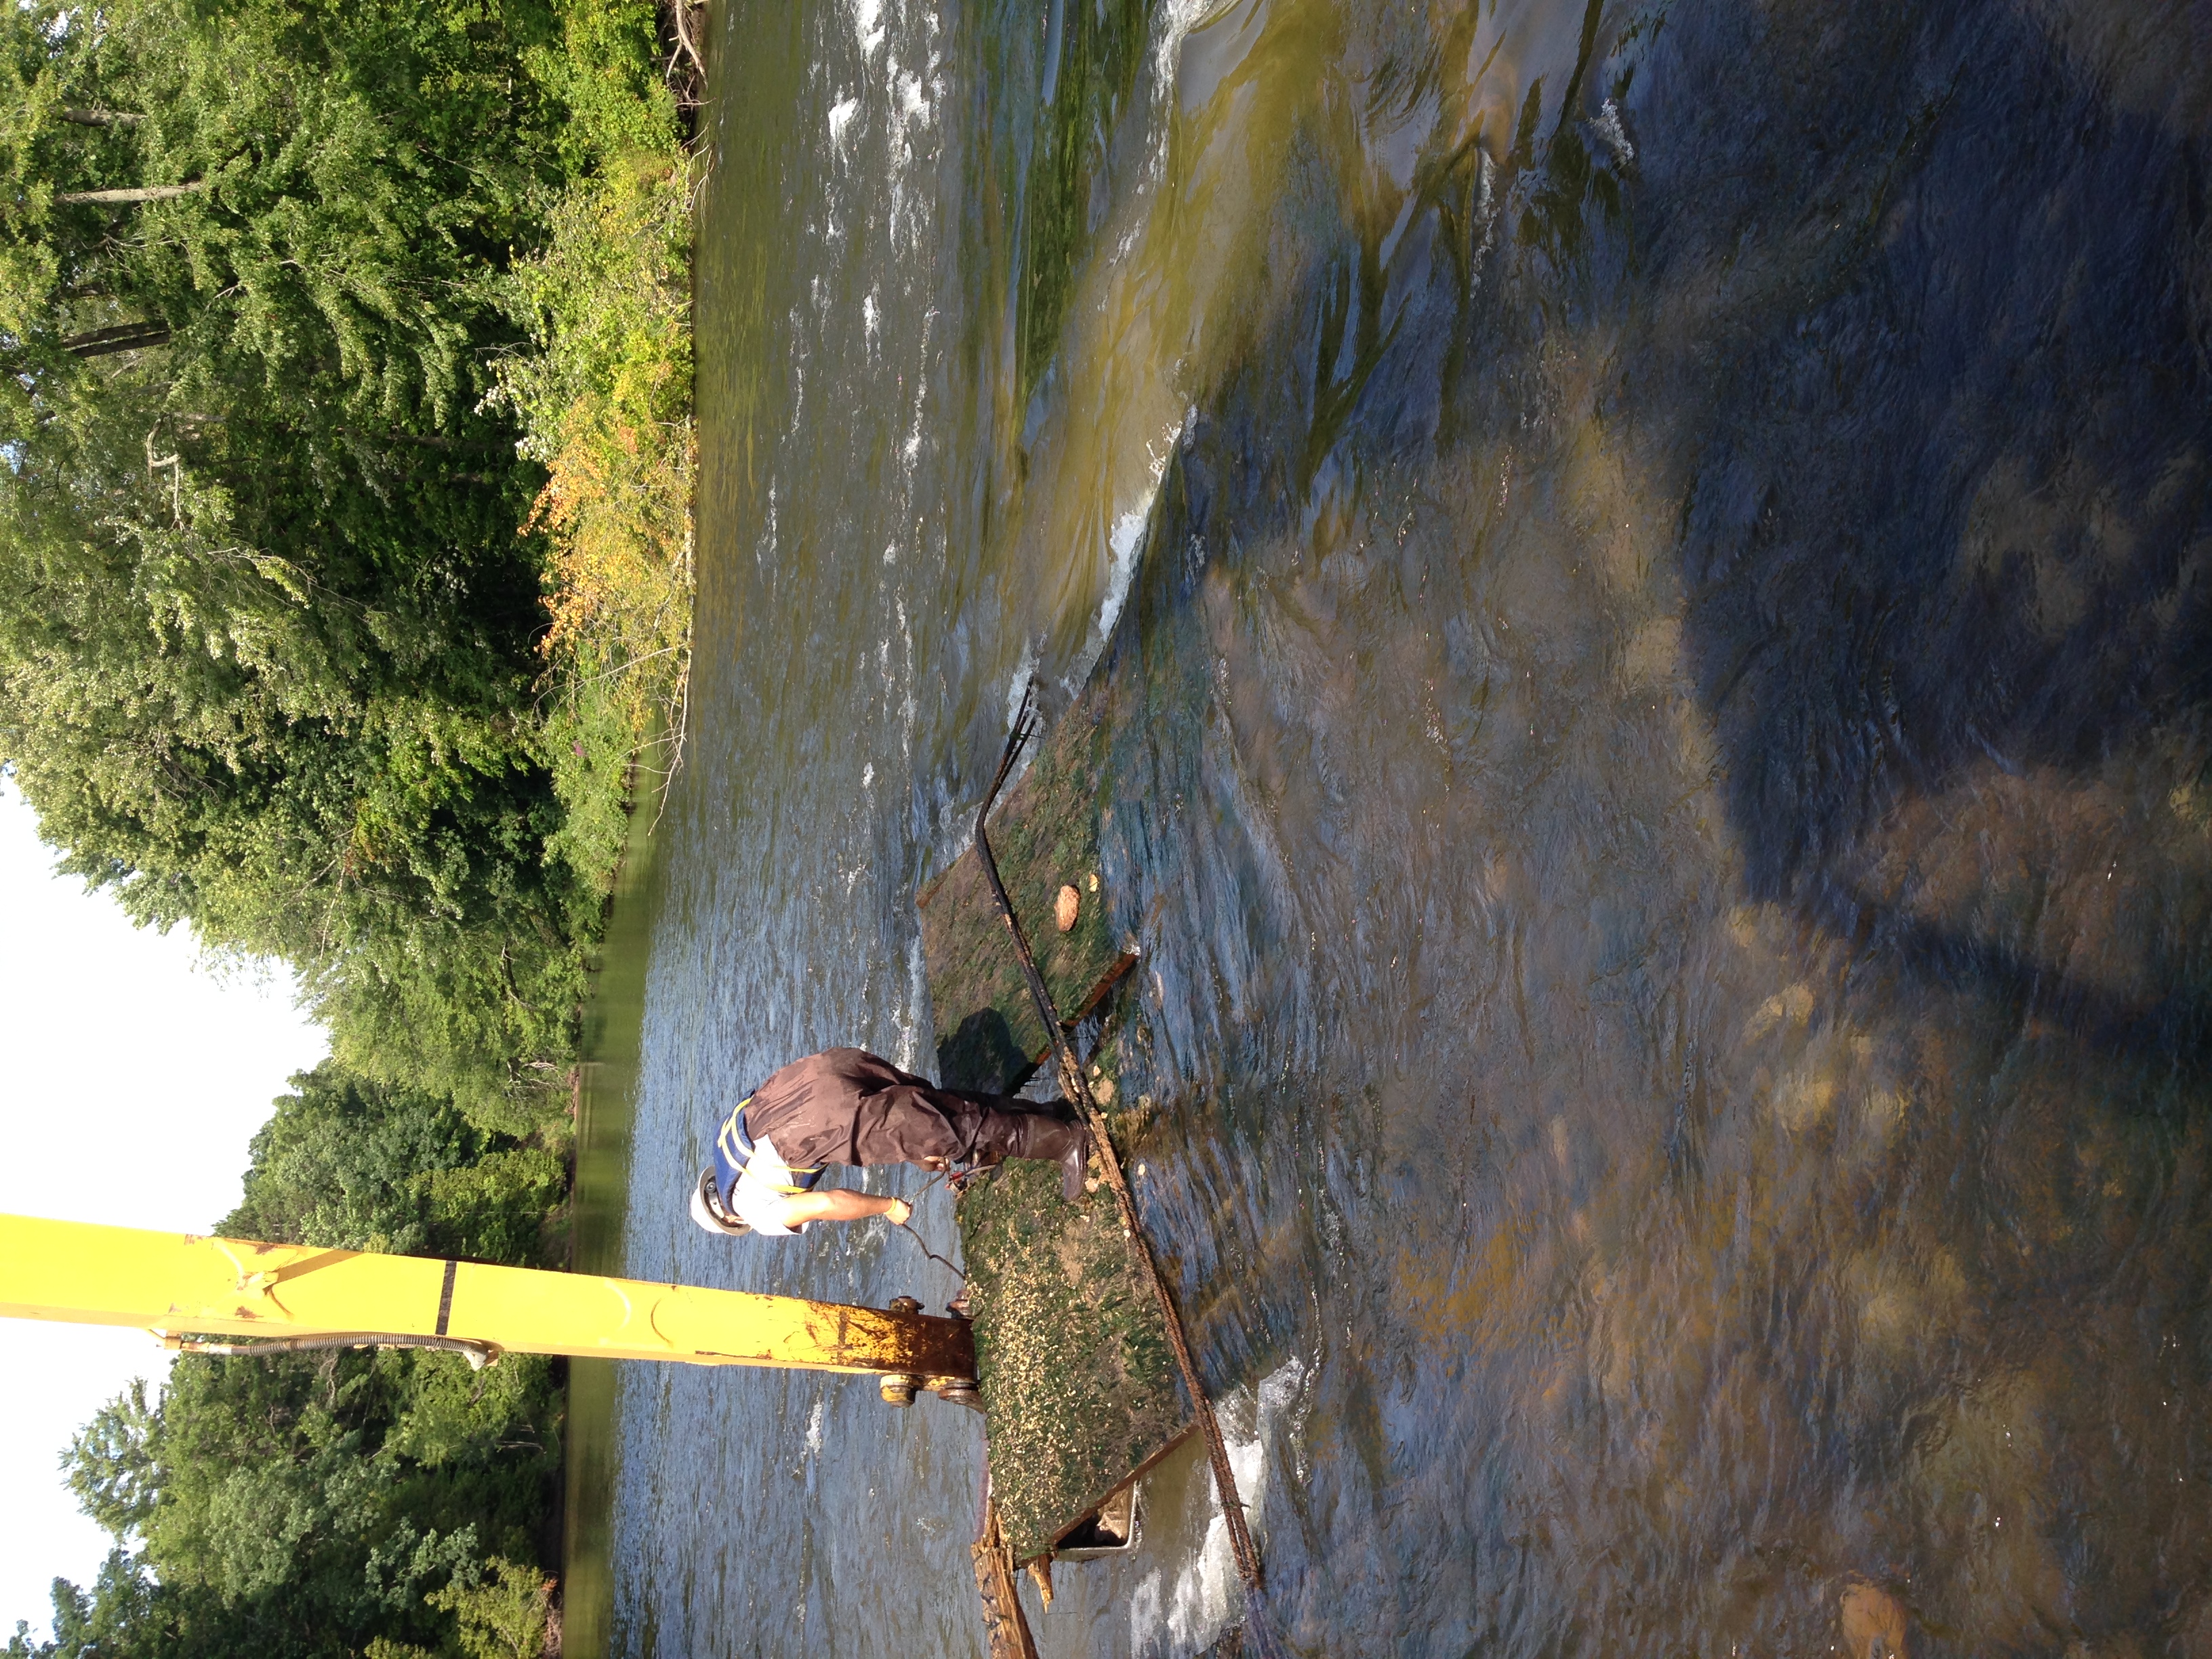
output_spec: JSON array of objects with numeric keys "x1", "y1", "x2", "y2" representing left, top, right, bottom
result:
[
  {"x1": 222, "y1": 1062, "x2": 568, "y2": 1265},
  {"x1": 5, "y1": 1551, "x2": 172, "y2": 1659},
  {"x1": 0, "y1": 0, "x2": 571, "y2": 417},
  {"x1": 0, "y1": 0, "x2": 682, "y2": 1650},
  {"x1": 26, "y1": 1344, "x2": 561, "y2": 1659},
  {"x1": 0, "y1": 0, "x2": 613, "y2": 1123},
  {"x1": 426, "y1": 1558, "x2": 556, "y2": 1659},
  {"x1": 64, "y1": 1380, "x2": 161, "y2": 1541}
]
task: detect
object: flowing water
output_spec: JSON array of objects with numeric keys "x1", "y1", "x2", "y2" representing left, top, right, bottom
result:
[{"x1": 571, "y1": 0, "x2": 2212, "y2": 1652}]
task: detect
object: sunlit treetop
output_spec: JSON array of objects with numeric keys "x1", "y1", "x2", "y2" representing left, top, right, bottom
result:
[{"x1": 0, "y1": 0, "x2": 575, "y2": 428}]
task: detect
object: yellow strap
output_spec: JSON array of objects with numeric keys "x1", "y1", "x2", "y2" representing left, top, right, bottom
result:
[{"x1": 717, "y1": 1097, "x2": 824, "y2": 1193}]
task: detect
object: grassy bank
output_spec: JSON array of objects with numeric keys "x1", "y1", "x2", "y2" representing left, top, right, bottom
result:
[{"x1": 500, "y1": 142, "x2": 697, "y2": 901}]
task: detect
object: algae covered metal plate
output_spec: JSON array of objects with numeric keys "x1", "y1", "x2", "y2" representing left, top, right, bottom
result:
[
  {"x1": 917, "y1": 705, "x2": 1134, "y2": 1096},
  {"x1": 923, "y1": 656, "x2": 1179, "y2": 1559},
  {"x1": 958, "y1": 1160, "x2": 1188, "y2": 1562}
]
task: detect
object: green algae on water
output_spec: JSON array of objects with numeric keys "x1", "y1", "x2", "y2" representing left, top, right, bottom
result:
[{"x1": 958, "y1": 1156, "x2": 1187, "y2": 1562}]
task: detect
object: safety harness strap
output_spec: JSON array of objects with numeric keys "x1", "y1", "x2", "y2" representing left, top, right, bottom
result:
[{"x1": 717, "y1": 1097, "x2": 824, "y2": 1195}]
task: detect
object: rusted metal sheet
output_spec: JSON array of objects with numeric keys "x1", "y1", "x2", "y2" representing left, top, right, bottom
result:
[{"x1": 917, "y1": 704, "x2": 1135, "y2": 1094}]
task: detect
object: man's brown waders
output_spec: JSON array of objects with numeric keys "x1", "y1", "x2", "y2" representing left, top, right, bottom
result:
[{"x1": 743, "y1": 1048, "x2": 1085, "y2": 1189}]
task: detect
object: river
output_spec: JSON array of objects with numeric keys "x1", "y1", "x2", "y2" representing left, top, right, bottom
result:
[{"x1": 566, "y1": 0, "x2": 2212, "y2": 1653}]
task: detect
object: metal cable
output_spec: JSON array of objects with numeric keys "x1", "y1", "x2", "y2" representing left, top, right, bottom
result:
[
  {"x1": 171, "y1": 1332, "x2": 502, "y2": 1370},
  {"x1": 891, "y1": 1166, "x2": 970, "y2": 1282}
]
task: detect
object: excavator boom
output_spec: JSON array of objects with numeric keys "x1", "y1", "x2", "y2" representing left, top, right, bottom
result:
[{"x1": 0, "y1": 1213, "x2": 974, "y2": 1387}]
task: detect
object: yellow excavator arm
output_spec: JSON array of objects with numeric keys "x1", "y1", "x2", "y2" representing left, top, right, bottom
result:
[{"x1": 0, "y1": 1213, "x2": 974, "y2": 1399}]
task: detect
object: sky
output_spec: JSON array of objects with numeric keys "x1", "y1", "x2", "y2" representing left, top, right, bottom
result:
[{"x1": 0, "y1": 780, "x2": 329, "y2": 1641}]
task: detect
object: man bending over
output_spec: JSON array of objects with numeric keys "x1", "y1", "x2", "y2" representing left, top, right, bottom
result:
[{"x1": 690, "y1": 1047, "x2": 1089, "y2": 1239}]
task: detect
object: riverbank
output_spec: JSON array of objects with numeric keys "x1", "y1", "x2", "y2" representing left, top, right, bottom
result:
[
  {"x1": 0, "y1": 0, "x2": 699, "y2": 1651},
  {"x1": 499, "y1": 141, "x2": 698, "y2": 905}
]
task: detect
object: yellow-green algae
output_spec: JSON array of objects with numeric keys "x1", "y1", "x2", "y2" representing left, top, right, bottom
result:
[{"x1": 958, "y1": 1154, "x2": 1186, "y2": 1562}]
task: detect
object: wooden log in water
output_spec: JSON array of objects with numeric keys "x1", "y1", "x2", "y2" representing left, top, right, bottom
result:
[{"x1": 970, "y1": 1492, "x2": 1040, "y2": 1659}]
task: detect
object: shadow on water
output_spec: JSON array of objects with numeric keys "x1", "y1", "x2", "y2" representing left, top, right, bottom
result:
[
  {"x1": 588, "y1": 0, "x2": 2212, "y2": 1652},
  {"x1": 1046, "y1": 0, "x2": 2212, "y2": 1652}
]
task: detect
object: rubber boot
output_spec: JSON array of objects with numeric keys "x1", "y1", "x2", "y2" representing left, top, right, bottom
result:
[{"x1": 972, "y1": 1111, "x2": 1090, "y2": 1202}]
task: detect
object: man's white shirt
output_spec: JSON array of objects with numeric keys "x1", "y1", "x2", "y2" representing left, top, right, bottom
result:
[{"x1": 729, "y1": 1132, "x2": 806, "y2": 1234}]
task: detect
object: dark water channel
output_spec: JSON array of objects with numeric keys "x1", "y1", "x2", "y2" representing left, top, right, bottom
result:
[{"x1": 575, "y1": 0, "x2": 2212, "y2": 1652}]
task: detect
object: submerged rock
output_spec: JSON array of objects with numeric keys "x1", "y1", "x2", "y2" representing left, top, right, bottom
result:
[{"x1": 1840, "y1": 1580, "x2": 1911, "y2": 1659}]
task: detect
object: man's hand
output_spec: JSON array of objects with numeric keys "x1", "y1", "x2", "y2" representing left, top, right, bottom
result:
[{"x1": 771, "y1": 1188, "x2": 914, "y2": 1229}]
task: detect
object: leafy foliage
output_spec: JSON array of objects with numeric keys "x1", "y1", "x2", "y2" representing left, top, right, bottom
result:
[
  {"x1": 7, "y1": 1065, "x2": 569, "y2": 1659},
  {"x1": 5, "y1": 1347, "x2": 562, "y2": 1659},
  {"x1": 0, "y1": 0, "x2": 595, "y2": 1125},
  {"x1": 0, "y1": 0, "x2": 691, "y2": 1126},
  {"x1": 497, "y1": 146, "x2": 695, "y2": 893},
  {"x1": 224, "y1": 1063, "x2": 569, "y2": 1263},
  {"x1": 0, "y1": 0, "x2": 570, "y2": 417},
  {"x1": 0, "y1": 0, "x2": 690, "y2": 1650},
  {"x1": 426, "y1": 1559, "x2": 558, "y2": 1659},
  {"x1": 502, "y1": 150, "x2": 693, "y2": 682}
]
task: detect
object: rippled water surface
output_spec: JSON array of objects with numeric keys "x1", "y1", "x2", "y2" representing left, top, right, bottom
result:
[{"x1": 575, "y1": 0, "x2": 2212, "y2": 1652}]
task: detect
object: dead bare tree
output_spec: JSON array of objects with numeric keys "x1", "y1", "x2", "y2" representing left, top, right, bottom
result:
[
  {"x1": 661, "y1": 0, "x2": 705, "y2": 112},
  {"x1": 54, "y1": 180, "x2": 203, "y2": 206}
]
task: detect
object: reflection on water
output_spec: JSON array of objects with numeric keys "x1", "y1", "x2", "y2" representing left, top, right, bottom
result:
[
  {"x1": 580, "y1": 0, "x2": 2212, "y2": 1652},
  {"x1": 559, "y1": 763, "x2": 665, "y2": 1659}
]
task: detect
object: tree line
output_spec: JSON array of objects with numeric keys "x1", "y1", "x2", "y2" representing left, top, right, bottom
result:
[
  {"x1": 1, "y1": 0, "x2": 692, "y2": 1651},
  {"x1": 14, "y1": 1066, "x2": 573, "y2": 1659}
]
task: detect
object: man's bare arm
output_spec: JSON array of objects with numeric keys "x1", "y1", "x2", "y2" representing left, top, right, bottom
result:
[{"x1": 769, "y1": 1189, "x2": 913, "y2": 1229}]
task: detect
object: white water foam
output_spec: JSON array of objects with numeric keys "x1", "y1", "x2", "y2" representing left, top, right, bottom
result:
[
  {"x1": 892, "y1": 928, "x2": 930, "y2": 1073},
  {"x1": 1093, "y1": 503, "x2": 1151, "y2": 658},
  {"x1": 1129, "y1": 1355, "x2": 1312, "y2": 1656},
  {"x1": 851, "y1": 0, "x2": 884, "y2": 58},
  {"x1": 1079, "y1": 407, "x2": 1190, "y2": 680},
  {"x1": 827, "y1": 95, "x2": 861, "y2": 155},
  {"x1": 1155, "y1": 0, "x2": 1223, "y2": 105},
  {"x1": 1005, "y1": 637, "x2": 1040, "y2": 733}
]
